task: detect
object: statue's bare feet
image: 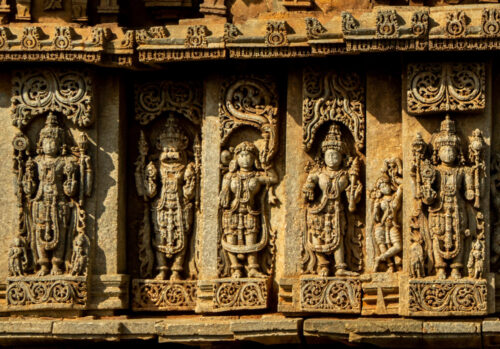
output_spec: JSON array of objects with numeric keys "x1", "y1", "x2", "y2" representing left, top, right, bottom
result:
[
  {"x1": 335, "y1": 269, "x2": 359, "y2": 277},
  {"x1": 37, "y1": 266, "x2": 49, "y2": 276},
  {"x1": 247, "y1": 269, "x2": 265, "y2": 278},
  {"x1": 50, "y1": 266, "x2": 63, "y2": 276},
  {"x1": 231, "y1": 269, "x2": 242, "y2": 278},
  {"x1": 170, "y1": 271, "x2": 181, "y2": 281},
  {"x1": 318, "y1": 266, "x2": 329, "y2": 277},
  {"x1": 155, "y1": 271, "x2": 167, "y2": 280},
  {"x1": 450, "y1": 268, "x2": 461, "y2": 280},
  {"x1": 437, "y1": 268, "x2": 446, "y2": 280}
]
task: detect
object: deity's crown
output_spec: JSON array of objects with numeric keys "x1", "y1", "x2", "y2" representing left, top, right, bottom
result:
[
  {"x1": 321, "y1": 123, "x2": 346, "y2": 153},
  {"x1": 158, "y1": 116, "x2": 189, "y2": 151},
  {"x1": 234, "y1": 141, "x2": 258, "y2": 156},
  {"x1": 433, "y1": 115, "x2": 460, "y2": 149},
  {"x1": 39, "y1": 112, "x2": 64, "y2": 142}
]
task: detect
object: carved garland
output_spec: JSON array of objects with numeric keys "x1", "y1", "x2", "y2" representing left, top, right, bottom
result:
[
  {"x1": 302, "y1": 67, "x2": 365, "y2": 151},
  {"x1": 407, "y1": 62, "x2": 485, "y2": 115}
]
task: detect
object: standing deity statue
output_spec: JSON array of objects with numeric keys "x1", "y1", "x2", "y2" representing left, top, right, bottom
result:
[
  {"x1": 370, "y1": 158, "x2": 403, "y2": 272},
  {"x1": 10, "y1": 112, "x2": 92, "y2": 277},
  {"x1": 302, "y1": 123, "x2": 363, "y2": 277},
  {"x1": 136, "y1": 117, "x2": 198, "y2": 281},
  {"x1": 410, "y1": 115, "x2": 485, "y2": 280},
  {"x1": 219, "y1": 141, "x2": 278, "y2": 278}
]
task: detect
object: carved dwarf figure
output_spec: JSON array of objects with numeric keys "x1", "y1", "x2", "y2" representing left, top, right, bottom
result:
[
  {"x1": 137, "y1": 117, "x2": 197, "y2": 281},
  {"x1": 21, "y1": 113, "x2": 92, "y2": 276},
  {"x1": 8, "y1": 237, "x2": 28, "y2": 276},
  {"x1": 410, "y1": 115, "x2": 484, "y2": 280},
  {"x1": 370, "y1": 158, "x2": 403, "y2": 272},
  {"x1": 219, "y1": 141, "x2": 278, "y2": 278},
  {"x1": 302, "y1": 124, "x2": 363, "y2": 277}
]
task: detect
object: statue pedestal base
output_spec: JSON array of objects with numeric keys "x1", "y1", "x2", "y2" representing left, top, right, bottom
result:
[
  {"x1": 361, "y1": 272, "x2": 399, "y2": 316},
  {"x1": 197, "y1": 277, "x2": 270, "y2": 313},
  {"x1": 403, "y1": 275, "x2": 494, "y2": 317},
  {"x1": 299, "y1": 276, "x2": 361, "y2": 313},
  {"x1": 7, "y1": 275, "x2": 87, "y2": 310},
  {"x1": 132, "y1": 279, "x2": 197, "y2": 311}
]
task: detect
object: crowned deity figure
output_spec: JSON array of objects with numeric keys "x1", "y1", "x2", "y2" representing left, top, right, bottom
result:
[
  {"x1": 19, "y1": 112, "x2": 92, "y2": 276},
  {"x1": 302, "y1": 123, "x2": 363, "y2": 277},
  {"x1": 219, "y1": 141, "x2": 278, "y2": 278},
  {"x1": 137, "y1": 117, "x2": 197, "y2": 281},
  {"x1": 370, "y1": 158, "x2": 403, "y2": 272},
  {"x1": 410, "y1": 115, "x2": 484, "y2": 280}
]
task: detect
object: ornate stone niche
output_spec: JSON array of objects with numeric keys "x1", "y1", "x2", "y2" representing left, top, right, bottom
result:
[
  {"x1": 407, "y1": 62, "x2": 486, "y2": 115},
  {"x1": 132, "y1": 80, "x2": 202, "y2": 312},
  {"x1": 280, "y1": 67, "x2": 366, "y2": 314},
  {"x1": 200, "y1": 75, "x2": 280, "y2": 313},
  {"x1": 402, "y1": 113, "x2": 492, "y2": 316},
  {"x1": 7, "y1": 68, "x2": 94, "y2": 311}
]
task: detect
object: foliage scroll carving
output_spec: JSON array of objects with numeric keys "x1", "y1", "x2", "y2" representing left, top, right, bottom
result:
[
  {"x1": 407, "y1": 63, "x2": 485, "y2": 115},
  {"x1": 11, "y1": 69, "x2": 94, "y2": 128}
]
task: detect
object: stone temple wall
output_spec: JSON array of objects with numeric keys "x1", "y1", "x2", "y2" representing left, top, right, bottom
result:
[{"x1": 2, "y1": 1, "x2": 500, "y2": 348}]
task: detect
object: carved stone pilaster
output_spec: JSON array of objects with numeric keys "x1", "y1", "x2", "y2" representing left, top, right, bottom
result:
[
  {"x1": 15, "y1": 0, "x2": 31, "y2": 21},
  {"x1": 97, "y1": 0, "x2": 119, "y2": 22},
  {"x1": 199, "y1": 0, "x2": 226, "y2": 17},
  {"x1": 71, "y1": 0, "x2": 88, "y2": 22}
]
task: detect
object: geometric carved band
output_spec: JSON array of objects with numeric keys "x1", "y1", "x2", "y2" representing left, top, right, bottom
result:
[
  {"x1": 212, "y1": 278, "x2": 269, "y2": 312},
  {"x1": 407, "y1": 62, "x2": 485, "y2": 115},
  {"x1": 131, "y1": 279, "x2": 197, "y2": 311},
  {"x1": 7, "y1": 276, "x2": 87, "y2": 309},
  {"x1": 408, "y1": 279, "x2": 488, "y2": 317},
  {"x1": 300, "y1": 276, "x2": 362, "y2": 313}
]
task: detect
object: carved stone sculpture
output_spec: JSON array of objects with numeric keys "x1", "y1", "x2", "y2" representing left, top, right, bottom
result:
[
  {"x1": 8, "y1": 112, "x2": 92, "y2": 308},
  {"x1": 407, "y1": 115, "x2": 488, "y2": 316},
  {"x1": 219, "y1": 141, "x2": 278, "y2": 278},
  {"x1": 369, "y1": 158, "x2": 403, "y2": 272},
  {"x1": 132, "y1": 80, "x2": 202, "y2": 311},
  {"x1": 302, "y1": 123, "x2": 362, "y2": 277},
  {"x1": 214, "y1": 76, "x2": 279, "y2": 311},
  {"x1": 135, "y1": 116, "x2": 199, "y2": 281}
]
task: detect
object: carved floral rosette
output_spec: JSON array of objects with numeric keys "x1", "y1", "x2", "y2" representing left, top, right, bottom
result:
[
  {"x1": 212, "y1": 278, "x2": 269, "y2": 312},
  {"x1": 407, "y1": 62, "x2": 485, "y2": 115},
  {"x1": 302, "y1": 67, "x2": 365, "y2": 151},
  {"x1": 300, "y1": 277, "x2": 361, "y2": 313},
  {"x1": 7, "y1": 276, "x2": 87, "y2": 309},
  {"x1": 11, "y1": 68, "x2": 94, "y2": 128},
  {"x1": 132, "y1": 279, "x2": 197, "y2": 311},
  {"x1": 408, "y1": 279, "x2": 487, "y2": 316}
]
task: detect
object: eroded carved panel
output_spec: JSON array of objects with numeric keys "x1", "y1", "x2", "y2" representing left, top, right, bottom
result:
[
  {"x1": 300, "y1": 277, "x2": 361, "y2": 313},
  {"x1": 7, "y1": 68, "x2": 94, "y2": 310},
  {"x1": 407, "y1": 115, "x2": 487, "y2": 316},
  {"x1": 132, "y1": 80, "x2": 202, "y2": 312},
  {"x1": 407, "y1": 63, "x2": 486, "y2": 115}
]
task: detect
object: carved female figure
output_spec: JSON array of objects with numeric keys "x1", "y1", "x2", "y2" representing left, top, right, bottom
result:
[
  {"x1": 371, "y1": 158, "x2": 403, "y2": 272},
  {"x1": 302, "y1": 123, "x2": 362, "y2": 277},
  {"x1": 21, "y1": 112, "x2": 91, "y2": 276},
  {"x1": 138, "y1": 117, "x2": 197, "y2": 281},
  {"x1": 219, "y1": 141, "x2": 278, "y2": 278},
  {"x1": 411, "y1": 116, "x2": 483, "y2": 280}
]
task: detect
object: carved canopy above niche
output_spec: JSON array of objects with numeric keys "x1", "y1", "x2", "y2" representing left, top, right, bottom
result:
[
  {"x1": 407, "y1": 62, "x2": 486, "y2": 115},
  {"x1": 11, "y1": 68, "x2": 94, "y2": 128},
  {"x1": 134, "y1": 81, "x2": 202, "y2": 125}
]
